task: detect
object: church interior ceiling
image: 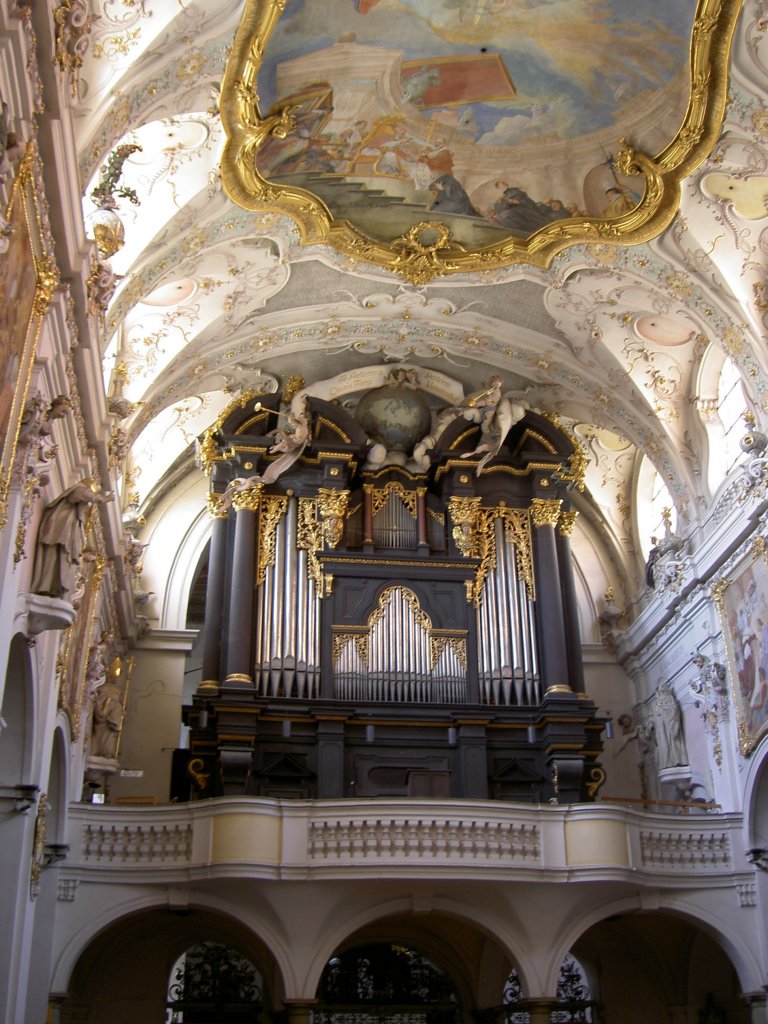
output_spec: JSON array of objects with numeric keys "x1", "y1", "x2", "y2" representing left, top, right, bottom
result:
[{"x1": 65, "y1": 0, "x2": 768, "y2": 613}]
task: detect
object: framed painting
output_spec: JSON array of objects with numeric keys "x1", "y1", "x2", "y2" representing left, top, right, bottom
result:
[
  {"x1": 713, "y1": 537, "x2": 768, "y2": 757},
  {"x1": 0, "y1": 142, "x2": 58, "y2": 528},
  {"x1": 220, "y1": 0, "x2": 741, "y2": 281}
]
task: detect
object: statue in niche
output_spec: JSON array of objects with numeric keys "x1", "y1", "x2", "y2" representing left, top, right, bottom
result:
[
  {"x1": 652, "y1": 681, "x2": 689, "y2": 768},
  {"x1": 90, "y1": 656, "x2": 125, "y2": 760},
  {"x1": 31, "y1": 479, "x2": 112, "y2": 599},
  {"x1": 86, "y1": 629, "x2": 114, "y2": 695}
]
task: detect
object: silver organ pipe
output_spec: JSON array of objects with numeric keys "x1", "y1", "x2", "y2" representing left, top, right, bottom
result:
[
  {"x1": 372, "y1": 492, "x2": 417, "y2": 549},
  {"x1": 476, "y1": 512, "x2": 540, "y2": 706},
  {"x1": 331, "y1": 586, "x2": 467, "y2": 703},
  {"x1": 254, "y1": 497, "x2": 321, "y2": 698}
]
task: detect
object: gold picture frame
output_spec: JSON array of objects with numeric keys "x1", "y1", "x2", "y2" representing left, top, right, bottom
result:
[
  {"x1": 0, "y1": 142, "x2": 58, "y2": 528},
  {"x1": 713, "y1": 536, "x2": 768, "y2": 757},
  {"x1": 220, "y1": 0, "x2": 741, "y2": 282}
]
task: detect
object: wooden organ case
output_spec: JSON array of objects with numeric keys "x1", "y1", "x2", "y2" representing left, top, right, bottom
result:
[{"x1": 187, "y1": 385, "x2": 605, "y2": 804}]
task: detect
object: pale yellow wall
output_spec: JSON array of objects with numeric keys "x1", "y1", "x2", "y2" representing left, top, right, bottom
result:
[{"x1": 108, "y1": 640, "x2": 192, "y2": 804}]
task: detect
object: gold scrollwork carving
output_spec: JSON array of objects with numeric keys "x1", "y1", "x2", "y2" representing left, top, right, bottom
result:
[
  {"x1": 558, "y1": 509, "x2": 579, "y2": 538},
  {"x1": 368, "y1": 585, "x2": 433, "y2": 634},
  {"x1": 198, "y1": 390, "x2": 265, "y2": 474},
  {"x1": 530, "y1": 498, "x2": 563, "y2": 529},
  {"x1": 298, "y1": 496, "x2": 325, "y2": 595},
  {"x1": 333, "y1": 632, "x2": 370, "y2": 667},
  {"x1": 585, "y1": 766, "x2": 607, "y2": 799},
  {"x1": 500, "y1": 507, "x2": 535, "y2": 600},
  {"x1": 430, "y1": 635, "x2": 467, "y2": 671},
  {"x1": 187, "y1": 757, "x2": 210, "y2": 792},
  {"x1": 317, "y1": 488, "x2": 350, "y2": 549},
  {"x1": 257, "y1": 494, "x2": 288, "y2": 585},
  {"x1": 450, "y1": 499, "x2": 535, "y2": 605},
  {"x1": 448, "y1": 497, "x2": 494, "y2": 607},
  {"x1": 370, "y1": 480, "x2": 418, "y2": 519}
]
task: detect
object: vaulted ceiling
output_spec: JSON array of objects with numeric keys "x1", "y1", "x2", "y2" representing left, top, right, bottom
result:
[{"x1": 70, "y1": 0, "x2": 768, "y2": 615}]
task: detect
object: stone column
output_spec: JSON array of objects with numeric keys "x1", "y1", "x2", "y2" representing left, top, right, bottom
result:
[
  {"x1": 282, "y1": 999, "x2": 317, "y2": 1024},
  {"x1": 224, "y1": 485, "x2": 262, "y2": 689},
  {"x1": 530, "y1": 498, "x2": 570, "y2": 693},
  {"x1": 556, "y1": 508, "x2": 585, "y2": 694},
  {"x1": 199, "y1": 497, "x2": 229, "y2": 693},
  {"x1": 522, "y1": 999, "x2": 560, "y2": 1024},
  {"x1": 743, "y1": 992, "x2": 768, "y2": 1024}
]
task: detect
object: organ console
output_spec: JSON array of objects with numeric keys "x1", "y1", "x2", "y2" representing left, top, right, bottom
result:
[{"x1": 186, "y1": 370, "x2": 604, "y2": 804}]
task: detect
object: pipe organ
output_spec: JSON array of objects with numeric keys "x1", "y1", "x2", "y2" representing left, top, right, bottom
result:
[{"x1": 187, "y1": 376, "x2": 604, "y2": 805}]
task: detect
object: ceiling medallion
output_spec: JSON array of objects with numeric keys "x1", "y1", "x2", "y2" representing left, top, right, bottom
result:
[{"x1": 221, "y1": 0, "x2": 740, "y2": 282}]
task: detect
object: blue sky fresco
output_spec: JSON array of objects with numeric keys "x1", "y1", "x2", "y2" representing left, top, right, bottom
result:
[{"x1": 259, "y1": 0, "x2": 694, "y2": 145}]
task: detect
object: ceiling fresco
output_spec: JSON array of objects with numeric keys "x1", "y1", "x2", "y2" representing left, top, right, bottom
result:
[
  {"x1": 220, "y1": 0, "x2": 741, "y2": 277},
  {"x1": 55, "y1": 0, "x2": 768, "y2": 611}
]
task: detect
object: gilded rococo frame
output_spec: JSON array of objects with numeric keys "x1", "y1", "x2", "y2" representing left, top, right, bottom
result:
[
  {"x1": 712, "y1": 536, "x2": 768, "y2": 757},
  {"x1": 220, "y1": 0, "x2": 741, "y2": 282},
  {"x1": 0, "y1": 142, "x2": 59, "y2": 528}
]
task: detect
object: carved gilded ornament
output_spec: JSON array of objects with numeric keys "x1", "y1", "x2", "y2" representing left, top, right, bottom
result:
[
  {"x1": 541, "y1": 412, "x2": 587, "y2": 492},
  {"x1": 220, "y1": 0, "x2": 739, "y2": 278},
  {"x1": 371, "y1": 480, "x2": 418, "y2": 519},
  {"x1": 0, "y1": 143, "x2": 60, "y2": 530},
  {"x1": 256, "y1": 494, "x2": 287, "y2": 585},
  {"x1": 431, "y1": 635, "x2": 468, "y2": 671},
  {"x1": 207, "y1": 492, "x2": 229, "y2": 519},
  {"x1": 29, "y1": 792, "x2": 49, "y2": 899},
  {"x1": 317, "y1": 488, "x2": 350, "y2": 549},
  {"x1": 530, "y1": 498, "x2": 563, "y2": 529},
  {"x1": 558, "y1": 510, "x2": 579, "y2": 538},
  {"x1": 333, "y1": 631, "x2": 369, "y2": 666},
  {"x1": 448, "y1": 498, "x2": 534, "y2": 606},
  {"x1": 585, "y1": 766, "x2": 606, "y2": 799},
  {"x1": 57, "y1": 553, "x2": 108, "y2": 740},
  {"x1": 53, "y1": 0, "x2": 99, "y2": 97},
  {"x1": 298, "y1": 496, "x2": 325, "y2": 595},
  {"x1": 197, "y1": 390, "x2": 265, "y2": 475},
  {"x1": 231, "y1": 485, "x2": 264, "y2": 513}
]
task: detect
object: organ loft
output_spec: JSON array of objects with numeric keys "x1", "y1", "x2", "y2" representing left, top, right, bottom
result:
[{"x1": 184, "y1": 366, "x2": 604, "y2": 804}]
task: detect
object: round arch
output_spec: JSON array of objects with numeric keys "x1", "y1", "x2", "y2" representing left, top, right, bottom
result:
[
  {"x1": 300, "y1": 895, "x2": 538, "y2": 1007},
  {"x1": 540, "y1": 895, "x2": 763, "y2": 997},
  {"x1": 50, "y1": 891, "x2": 295, "y2": 1000},
  {"x1": 55, "y1": 903, "x2": 289, "y2": 1021}
]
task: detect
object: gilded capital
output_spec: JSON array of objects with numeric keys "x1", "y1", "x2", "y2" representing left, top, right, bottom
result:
[
  {"x1": 558, "y1": 509, "x2": 579, "y2": 537},
  {"x1": 207, "y1": 493, "x2": 228, "y2": 519},
  {"x1": 232, "y1": 485, "x2": 263, "y2": 512},
  {"x1": 530, "y1": 497, "x2": 563, "y2": 529}
]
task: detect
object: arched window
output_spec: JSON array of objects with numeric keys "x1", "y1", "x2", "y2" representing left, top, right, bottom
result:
[
  {"x1": 165, "y1": 942, "x2": 262, "y2": 1023},
  {"x1": 634, "y1": 455, "x2": 677, "y2": 562},
  {"x1": 696, "y1": 350, "x2": 750, "y2": 493}
]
